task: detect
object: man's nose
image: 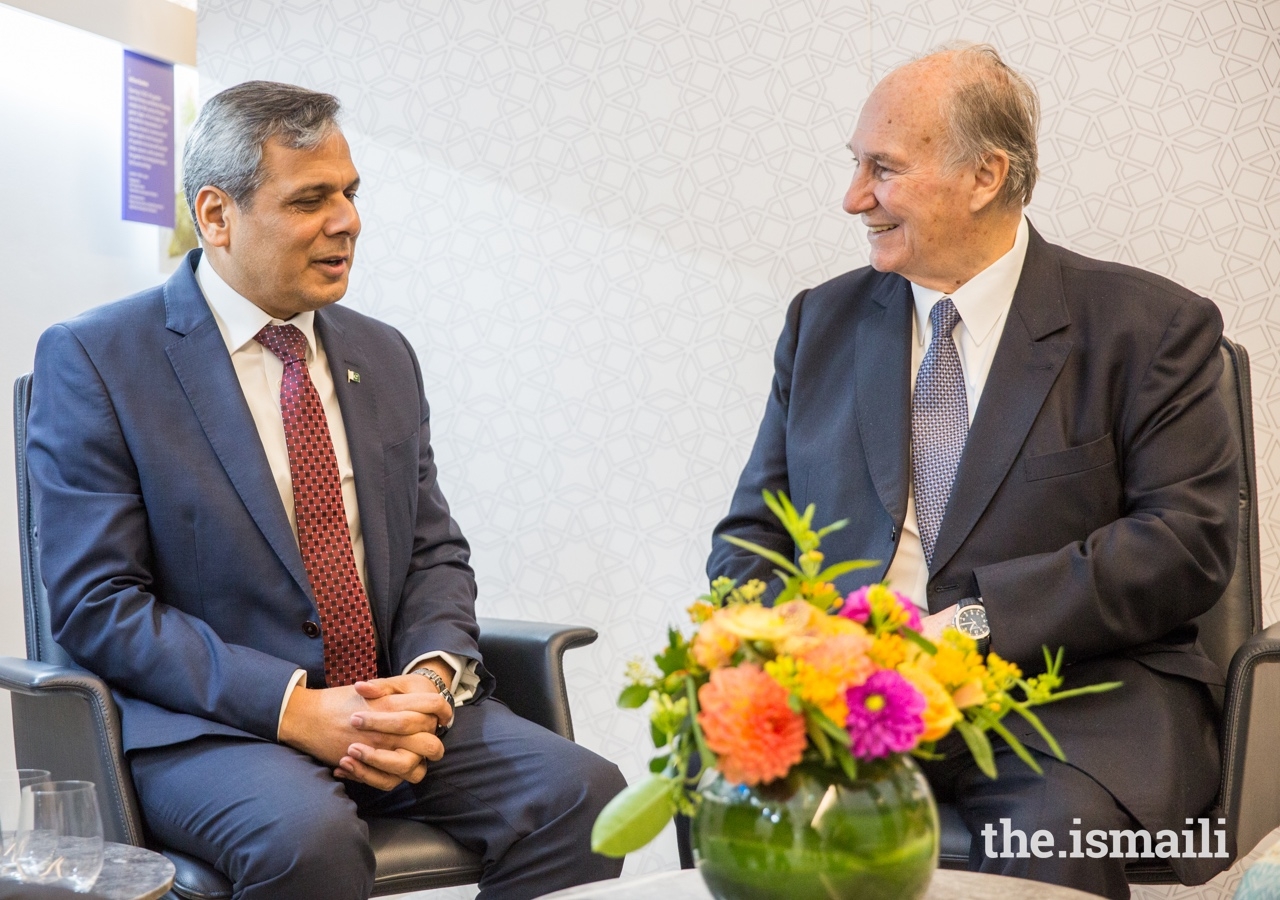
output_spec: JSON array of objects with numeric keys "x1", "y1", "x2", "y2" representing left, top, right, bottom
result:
[
  {"x1": 842, "y1": 172, "x2": 874, "y2": 215},
  {"x1": 331, "y1": 196, "x2": 361, "y2": 237}
]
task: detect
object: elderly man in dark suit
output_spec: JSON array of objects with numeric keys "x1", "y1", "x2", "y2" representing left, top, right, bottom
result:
[
  {"x1": 709, "y1": 44, "x2": 1238, "y2": 899},
  {"x1": 26, "y1": 81, "x2": 624, "y2": 900}
]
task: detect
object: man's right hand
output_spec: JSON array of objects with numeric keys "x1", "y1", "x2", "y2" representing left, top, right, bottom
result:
[{"x1": 278, "y1": 684, "x2": 447, "y2": 791}]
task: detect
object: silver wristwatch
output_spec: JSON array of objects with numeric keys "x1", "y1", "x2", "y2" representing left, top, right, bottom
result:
[
  {"x1": 414, "y1": 667, "x2": 456, "y2": 738},
  {"x1": 951, "y1": 597, "x2": 990, "y2": 656}
]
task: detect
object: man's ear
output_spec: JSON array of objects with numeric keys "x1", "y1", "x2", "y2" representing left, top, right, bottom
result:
[
  {"x1": 970, "y1": 150, "x2": 1011, "y2": 213},
  {"x1": 193, "y1": 185, "x2": 235, "y2": 249}
]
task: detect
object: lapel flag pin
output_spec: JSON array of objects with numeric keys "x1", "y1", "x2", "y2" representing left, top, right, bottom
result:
[{"x1": 347, "y1": 369, "x2": 361, "y2": 383}]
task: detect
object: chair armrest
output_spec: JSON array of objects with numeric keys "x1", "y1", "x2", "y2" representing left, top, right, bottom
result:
[
  {"x1": 0, "y1": 656, "x2": 144, "y2": 846},
  {"x1": 477, "y1": 618, "x2": 598, "y2": 742},
  {"x1": 1219, "y1": 622, "x2": 1280, "y2": 859}
]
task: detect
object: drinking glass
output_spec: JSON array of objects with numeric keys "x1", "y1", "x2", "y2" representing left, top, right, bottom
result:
[
  {"x1": 0, "y1": 769, "x2": 50, "y2": 880},
  {"x1": 16, "y1": 780, "x2": 104, "y2": 891}
]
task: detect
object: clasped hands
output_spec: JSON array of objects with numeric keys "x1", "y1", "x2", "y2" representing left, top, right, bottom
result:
[{"x1": 279, "y1": 671, "x2": 453, "y2": 791}]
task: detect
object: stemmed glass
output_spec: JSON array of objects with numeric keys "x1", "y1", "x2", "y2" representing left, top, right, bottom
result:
[
  {"x1": 15, "y1": 780, "x2": 104, "y2": 892},
  {"x1": 0, "y1": 769, "x2": 50, "y2": 881}
]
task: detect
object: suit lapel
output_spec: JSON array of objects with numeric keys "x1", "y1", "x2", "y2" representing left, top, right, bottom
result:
[
  {"x1": 854, "y1": 277, "x2": 914, "y2": 532},
  {"x1": 929, "y1": 228, "x2": 1072, "y2": 575},
  {"x1": 317, "y1": 311, "x2": 391, "y2": 635},
  {"x1": 162, "y1": 252, "x2": 312, "y2": 599}
]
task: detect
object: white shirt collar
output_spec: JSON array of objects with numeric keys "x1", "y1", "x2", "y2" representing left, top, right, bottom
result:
[
  {"x1": 195, "y1": 253, "x2": 318, "y2": 359},
  {"x1": 910, "y1": 215, "x2": 1030, "y2": 345}
]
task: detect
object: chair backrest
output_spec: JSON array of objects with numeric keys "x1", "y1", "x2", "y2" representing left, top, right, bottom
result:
[
  {"x1": 1191, "y1": 338, "x2": 1262, "y2": 672},
  {"x1": 13, "y1": 373, "x2": 71, "y2": 667}
]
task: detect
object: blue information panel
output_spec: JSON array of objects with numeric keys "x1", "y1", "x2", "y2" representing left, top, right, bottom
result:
[{"x1": 122, "y1": 50, "x2": 175, "y2": 227}]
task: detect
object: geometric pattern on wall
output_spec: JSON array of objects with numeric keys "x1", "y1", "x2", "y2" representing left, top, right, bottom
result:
[{"x1": 198, "y1": 1, "x2": 1280, "y2": 894}]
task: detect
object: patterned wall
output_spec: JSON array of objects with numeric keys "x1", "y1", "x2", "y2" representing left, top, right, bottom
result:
[{"x1": 197, "y1": 1, "x2": 1280, "y2": 896}]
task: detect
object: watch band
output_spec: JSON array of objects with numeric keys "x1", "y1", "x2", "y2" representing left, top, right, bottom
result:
[{"x1": 413, "y1": 667, "x2": 456, "y2": 737}]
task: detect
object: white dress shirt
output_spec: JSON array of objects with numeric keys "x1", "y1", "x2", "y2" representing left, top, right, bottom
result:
[
  {"x1": 884, "y1": 216, "x2": 1031, "y2": 610},
  {"x1": 195, "y1": 258, "x2": 478, "y2": 732}
]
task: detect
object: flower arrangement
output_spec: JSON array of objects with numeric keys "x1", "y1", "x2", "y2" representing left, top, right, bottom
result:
[{"x1": 591, "y1": 492, "x2": 1120, "y2": 857}]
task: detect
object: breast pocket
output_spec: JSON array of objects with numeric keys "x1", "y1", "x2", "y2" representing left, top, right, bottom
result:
[{"x1": 1024, "y1": 433, "x2": 1116, "y2": 482}]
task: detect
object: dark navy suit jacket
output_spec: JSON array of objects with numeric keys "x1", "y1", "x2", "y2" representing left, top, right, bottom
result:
[
  {"x1": 27, "y1": 250, "x2": 490, "y2": 753},
  {"x1": 709, "y1": 225, "x2": 1239, "y2": 881}
]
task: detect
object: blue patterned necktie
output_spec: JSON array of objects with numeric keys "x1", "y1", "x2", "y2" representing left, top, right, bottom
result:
[{"x1": 912, "y1": 297, "x2": 968, "y2": 568}]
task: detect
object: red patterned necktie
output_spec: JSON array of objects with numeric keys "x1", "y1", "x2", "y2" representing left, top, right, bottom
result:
[{"x1": 256, "y1": 323, "x2": 379, "y2": 686}]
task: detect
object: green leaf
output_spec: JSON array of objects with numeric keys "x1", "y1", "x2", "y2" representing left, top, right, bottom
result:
[
  {"x1": 685, "y1": 676, "x2": 715, "y2": 770},
  {"x1": 812, "y1": 559, "x2": 878, "y2": 581},
  {"x1": 654, "y1": 629, "x2": 690, "y2": 676},
  {"x1": 955, "y1": 719, "x2": 997, "y2": 779},
  {"x1": 807, "y1": 716, "x2": 834, "y2": 763},
  {"x1": 899, "y1": 628, "x2": 937, "y2": 656},
  {"x1": 1008, "y1": 703, "x2": 1064, "y2": 760},
  {"x1": 988, "y1": 719, "x2": 1044, "y2": 775},
  {"x1": 618, "y1": 684, "x2": 651, "y2": 709},
  {"x1": 835, "y1": 744, "x2": 858, "y2": 782},
  {"x1": 814, "y1": 519, "x2": 850, "y2": 539},
  {"x1": 649, "y1": 754, "x2": 672, "y2": 774},
  {"x1": 1031, "y1": 681, "x2": 1124, "y2": 704},
  {"x1": 591, "y1": 775, "x2": 678, "y2": 857},
  {"x1": 719, "y1": 534, "x2": 802, "y2": 576}
]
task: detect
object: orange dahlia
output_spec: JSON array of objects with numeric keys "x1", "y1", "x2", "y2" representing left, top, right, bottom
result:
[{"x1": 698, "y1": 664, "x2": 806, "y2": 786}]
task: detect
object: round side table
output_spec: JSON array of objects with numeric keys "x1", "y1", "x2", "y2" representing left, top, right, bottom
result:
[
  {"x1": 90, "y1": 843, "x2": 176, "y2": 900},
  {"x1": 540, "y1": 867, "x2": 1106, "y2": 900}
]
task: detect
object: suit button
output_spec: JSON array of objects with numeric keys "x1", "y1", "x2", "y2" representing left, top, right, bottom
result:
[{"x1": 302, "y1": 621, "x2": 320, "y2": 638}]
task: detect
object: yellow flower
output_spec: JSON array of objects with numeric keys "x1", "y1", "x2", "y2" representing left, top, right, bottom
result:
[
  {"x1": 869, "y1": 633, "x2": 908, "y2": 669},
  {"x1": 716, "y1": 605, "x2": 793, "y2": 642},
  {"x1": 983, "y1": 652, "x2": 1022, "y2": 693},
  {"x1": 899, "y1": 663, "x2": 962, "y2": 741},
  {"x1": 794, "y1": 632, "x2": 876, "y2": 721},
  {"x1": 692, "y1": 615, "x2": 740, "y2": 669},
  {"x1": 687, "y1": 600, "x2": 716, "y2": 624}
]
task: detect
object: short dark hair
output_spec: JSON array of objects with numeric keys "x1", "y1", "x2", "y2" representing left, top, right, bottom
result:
[{"x1": 182, "y1": 81, "x2": 341, "y2": 230}]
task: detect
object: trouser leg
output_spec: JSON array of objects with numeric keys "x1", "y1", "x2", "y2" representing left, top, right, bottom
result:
[
  {"x1": 923, "y1": 738, "x2": 1133, "y2": 900},
  {"x1": 130, "y1": 736, "x2": 376, "y2": 900},
  {"x1": 352, "y1": 698, "x2": 627, "y2": 900}
]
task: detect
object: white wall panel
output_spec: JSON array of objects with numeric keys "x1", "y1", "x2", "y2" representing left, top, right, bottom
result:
[{"x1": 196, "y1": 1, "x2": 1280, "y2": 896}]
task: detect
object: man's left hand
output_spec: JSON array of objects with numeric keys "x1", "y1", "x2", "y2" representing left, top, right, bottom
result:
[
  {"x1": 920, "y1": 604, "x2": 956, "y2": 641},
  {"x1": 339, "y1": 671, "x2": 454, "y2": 784}
]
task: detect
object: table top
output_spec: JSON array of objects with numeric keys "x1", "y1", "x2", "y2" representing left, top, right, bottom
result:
[
  {"x1": 540, "y1": 867, "x2": 1105, "y2": 900},
  {"x1": 92, "y1": 843, "x2": 175, "y2": 900}
]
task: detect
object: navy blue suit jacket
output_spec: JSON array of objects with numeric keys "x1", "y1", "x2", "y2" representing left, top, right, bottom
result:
[
  {"x1": 27, "y1": 250, "x2": 491, "y2": 753},
  {"x1": 709, "y1": 225, "x2": 1239, "y2": 879}
]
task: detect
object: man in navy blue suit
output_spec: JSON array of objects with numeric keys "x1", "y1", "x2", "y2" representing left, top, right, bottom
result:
[
  {"x1": 710, "y1": 45, "x2": 1237, "y2": 898},
  {"x1": 27, "y1": 81, "x2": 624, "y2": 900}
]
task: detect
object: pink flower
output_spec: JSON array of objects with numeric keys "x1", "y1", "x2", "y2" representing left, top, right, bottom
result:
[
  {"x1": 844, "y1": 669, "x2": 927, "y2": 759},
  {"x1": 839, "y1": 584, "x2": 923, "y2": 633},
  {"x1": 838, "y1": 587, "x2": 872, "y2": 623}
]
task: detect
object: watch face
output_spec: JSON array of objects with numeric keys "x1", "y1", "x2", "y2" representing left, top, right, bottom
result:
[{"x1": 954, "y1": 606, "x2": 990, "y2": 639}]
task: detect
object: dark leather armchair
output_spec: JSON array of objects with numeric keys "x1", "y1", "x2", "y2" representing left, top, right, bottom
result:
[
  {"x1": 0, "y1": 373, "x2": 600, "y2": 899},
  {"x1": 933, "y1": 338, "x2": 1280, "y2": 882}
]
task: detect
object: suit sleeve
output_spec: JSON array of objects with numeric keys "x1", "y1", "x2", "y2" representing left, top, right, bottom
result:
[
  {"x1": 27, "y1": 324, "x2": 299, "y2": 741},
  {"x1": 707, "y1": 290, "x2": 808, "y2": 588},
  {"x1": 977, "y1": 296, "x2": 1239, "y2": 671},
  {"x1": 382, "y1": 333, "x2": 491, "y2": 695}
]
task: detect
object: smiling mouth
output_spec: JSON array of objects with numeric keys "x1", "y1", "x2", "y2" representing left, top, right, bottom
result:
[{"x1": 868, "y1": 224, "x2": 898, "y2": 234}]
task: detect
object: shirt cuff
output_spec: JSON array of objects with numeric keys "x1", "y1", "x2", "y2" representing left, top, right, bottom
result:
[
  {"x1": 277, "y1": 669, "x2": 308, "y2": 740},
  {"x1": 404, "y1": 651, "x2": 479, "y2": 705}
]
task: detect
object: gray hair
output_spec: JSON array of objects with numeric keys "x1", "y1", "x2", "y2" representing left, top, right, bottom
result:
[
  {"x1": 182, "y1": 81, "x2": 341, "y2": 231},
  {"x1": 912, "y1": 43, "x2": 1040, "y2": 208}
]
